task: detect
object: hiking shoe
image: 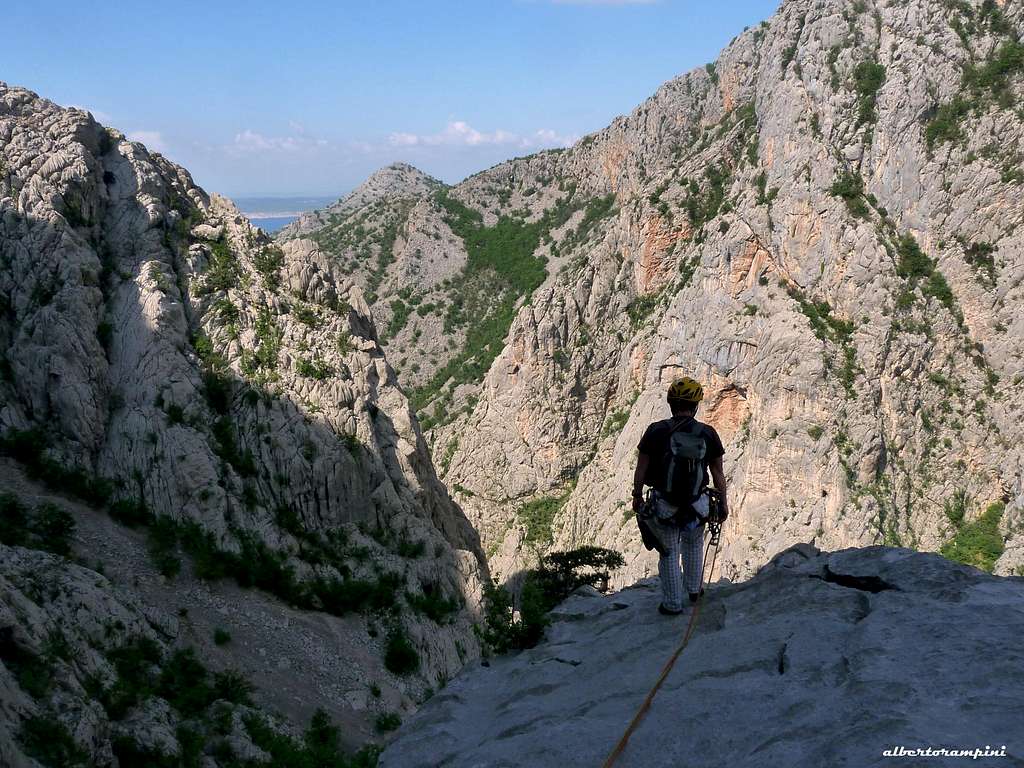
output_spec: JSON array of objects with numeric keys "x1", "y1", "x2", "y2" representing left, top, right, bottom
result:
[
  {"x1": 658, "y1": 603, "x2": 685, "y2": 616},
  {"x1": 688, "y1": 588, "x2": 705, "y2": 604}
]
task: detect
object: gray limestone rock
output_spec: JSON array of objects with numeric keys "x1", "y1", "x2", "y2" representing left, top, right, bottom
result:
[
  {"x1": 380, "y1": 545, "x2": 1024, "y2": 767},
  {"x1": 289, "y1": 0, "x2": 1024, "y2": 591}
]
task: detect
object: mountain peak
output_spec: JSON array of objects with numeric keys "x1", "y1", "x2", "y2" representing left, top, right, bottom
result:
[
  {"x1": 360, "y1": 161, "x2": 443, "y2": 194},
  {"x1": 276, "y1": 161, "x2": 442, "y2": 239}
]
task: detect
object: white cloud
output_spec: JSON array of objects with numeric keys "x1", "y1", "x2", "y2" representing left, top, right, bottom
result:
[
  {"x1": 388, "y1": 121, "x2": 577, "y2": 150},
  {"x1": 389, "y1": 132, "x2": 420, "y2": 147},
  {"x1": 127, "y1": 130, "x2": 168, "y2": 153},
  {"x1": 229, "y1": 129, "x2": 327, "y2": 155}
]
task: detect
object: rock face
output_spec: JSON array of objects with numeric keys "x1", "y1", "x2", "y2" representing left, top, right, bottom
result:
[
  {"x1": 0, "y1": 81, "x2": 488, "y2": 759},
  {"x1": 290, "y1": 0, "x2": 1024, "y2": 586},
  {"x1": 277, "y1": 163, "x2": 471, "y2": 393},
  {"x1": 380, "y1": 545, "x2": 1024, "y2": 768}
]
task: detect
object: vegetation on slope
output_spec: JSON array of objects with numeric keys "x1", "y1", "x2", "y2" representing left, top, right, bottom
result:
[
  {"x1": 411, "y1": 188, "x2": 615, "y2": 429},
  {"x1": 476, "y1": 546, "x2": 624, "y2": 655},
  {"x1": 941, "y1": 501, "x2": 1005, "y2": 573}
]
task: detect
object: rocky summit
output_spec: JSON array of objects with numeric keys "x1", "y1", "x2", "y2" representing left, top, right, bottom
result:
[{"x1": 380, "y1": 545, "x2": 1024, "y2": 768}]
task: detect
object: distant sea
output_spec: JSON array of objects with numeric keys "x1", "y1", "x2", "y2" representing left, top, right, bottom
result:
[{"x1": 233, "y1": 196, "x2": 339, "y2": 233}]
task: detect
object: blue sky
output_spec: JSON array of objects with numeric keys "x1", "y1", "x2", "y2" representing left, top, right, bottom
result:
[{"x1": 5, "y1": 0, "x2": 778, "y2": 198}]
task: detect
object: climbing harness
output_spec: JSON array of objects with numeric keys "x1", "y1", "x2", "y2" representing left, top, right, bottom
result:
[{"x1": 601, "y1": 502, "x2": 725, "y2": 768}]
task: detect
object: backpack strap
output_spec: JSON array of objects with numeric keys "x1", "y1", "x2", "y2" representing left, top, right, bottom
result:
[{"x1": 666, "y1": 415, "x2": 695, "y2": 435}]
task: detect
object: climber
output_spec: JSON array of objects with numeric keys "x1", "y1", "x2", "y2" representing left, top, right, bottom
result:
[{"x1": 632, "y1": 376, "x2": 729, "y2": 615}]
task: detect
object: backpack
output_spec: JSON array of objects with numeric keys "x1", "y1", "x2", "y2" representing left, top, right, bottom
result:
[{"x1": 659, "y1": 417, "x2": 707, "y2": 507}]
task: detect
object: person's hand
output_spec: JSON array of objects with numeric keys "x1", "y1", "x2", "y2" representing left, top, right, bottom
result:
[
  {"x1": 632, "y1": 493, "x2": 644, "y2": 515},
  {"x1": 718, "y1": 503, "x2": 729, "y2": 522}
]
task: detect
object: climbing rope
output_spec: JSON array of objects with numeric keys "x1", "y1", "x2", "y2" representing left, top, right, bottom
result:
[{"x1": 600, "y1": 518, "x2": 724, "y2": 768}]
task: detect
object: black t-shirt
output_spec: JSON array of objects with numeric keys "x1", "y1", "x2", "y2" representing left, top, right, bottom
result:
[{"x1": 637, "y1": 417, "x2": 725, "y2": 495}]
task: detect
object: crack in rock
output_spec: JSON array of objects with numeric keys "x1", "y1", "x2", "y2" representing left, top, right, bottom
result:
[{"x1": 816, "y1": 566, "x2": 898, "y2": 594}]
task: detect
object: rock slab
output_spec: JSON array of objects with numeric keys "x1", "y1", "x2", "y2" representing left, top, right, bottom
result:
[{"x1": 381, "y1": 545, "x2": 1024, "y2": 768}]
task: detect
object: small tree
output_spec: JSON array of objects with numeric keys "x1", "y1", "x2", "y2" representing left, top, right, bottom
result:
[{"x1": 476, "y1": 546, "x2": 624, "y2": 655}]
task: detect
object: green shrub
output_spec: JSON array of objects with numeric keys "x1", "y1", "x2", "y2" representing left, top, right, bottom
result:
[
  {"x1": 783, "y1": 285, "x2": 859, "y2": 398},
  {"x1": 601, "y1": 407, "x2": 631, "y2": 438},
  {"x1": 109, "y1": 495, "x2": 151, "y2": 527},
  {"x1": 781, "y1": 43, "x2": 798, "y2": 71},
  {"x1": 683, "y1": 164, "x2": 730, "y2": 232},
  {"x1": 213, "y1": 298, "x2": 240, "y2": 324},
  {"x1": 963, "y1": 241, "x2": 997, "y2": 287},
  {"x1": 853, "y1": 61, "x2": 886, "y2": 126},
  {"x1": 18, "y1": 715, "x2": 88, "y2": 767},
  {"x1": 784, "y1": 286, "x2": 855, "y2": 346},
  {"x1": 0, "y1": 494, "x2": 75, "y2": 557},
  {"x1": 97, "y1": 320, "x2": 113, "y2": 353},
  {"x1": 293, "y1": 304, "x2": 321, "y2": 327},
  {"x1": 963, "y1": 40, "x2": 1024, "y2": 105},
  {"x1": 163, "y1": 403, "x2": 184, "y2": 425},
  {"x1": 336, "y1": 331, "x2": 353, "y2": 356},
  {"x1": 243, "y1": 709, "x2": 382, "y2": 768},
  {"x1": 529, "y1": 546, "x2": 625, "y2": 610},
  {"x1": 241, "y1": 307, "x2": 282, "y2": 378},
  {"x1": 517, "y1": 490, "x2": 572, "y2": 548},
  {"x1": 476, "y1": 546, "x2": 623, "y2": 655},
  {"x1": 192, "y1": 334, "x2": 233, "y2": 414},
  {"x1": 375, "y1": 712, "x2": 402, "y2": 733},
  {"x1": 157, "y1": 647, "x2": 214, "y2": 715},
  {"x1": 102, "y1": 635, "x2": 163, "y2": 719},
  {"x1": 944, "y1": 489, "x2": 969, "y2": 527},
  {"x1": 0, "y1": 627, "x2": 54, "y2": 699},
  {"x1": 476, "y1": 578, "x2": 549, "y2": 655},
  {"x1": 201, "y1": 239, "x2": 241, "y2": 295},
  {"x1": 406, "y1": 586, "x2": 460, "y2": 624},
  {"x1": 627, "y1": 292, "x2": 661, "y2": 329},
  {"x1": 396, "y1": 536, "x2": 425, "y2": 558},
  {"x1": 895, "y1": 234, "x2": 958, "y2": 314},
  {"x1": 387, "y1": 298, "x2": 411, "y2": 337},
  {"x1": 807, "y1": 425, "x2": 824, "y2": 440},
  {"x1": 296, "y1": 357, "x2": 332, "y2": 380},
  {"x1": 829, "y1": 171, "x2": 870, "y2": 219},
  {"x1": 312, "y1": 572, "x2": 400, "y2": 616},
  {"x1": 926, "y1": 40, "x2": 1024, "y2": 148},
  {"x1": 212, "y1": 669, "x2": 254, "y2": 705},
  {"x1": 0, "y1": 428, "x2": 113, "y2": 506},
  {"x1": 755, "y1": 172, "x2": 779, "y2": 206},
  {"x1": 210, "y1": 417, "x2": 256, "y2": 477},
  {"x1": 384, "y1": 626, "x2": 420, "y2": 675},
  {"x1": 213, "y1": 628, "x2": 232, "y2": 646},
  {"x1": 940, "y1": 501, "x2": 1005, "y2": 572},
  {"x1": 253, "y1": 245, "x2": 285, "y2": 289},
  {"x1": 925, "y1": 97, "x2": 970, "y2": 148},
  {"x1": 110, "y1": 736, "x2": 175, "y2": 768}
]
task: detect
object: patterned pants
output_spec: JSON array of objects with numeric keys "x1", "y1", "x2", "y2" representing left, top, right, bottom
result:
[{"x1": 657, "y1": 521, "x2": 706, "y2": 611}]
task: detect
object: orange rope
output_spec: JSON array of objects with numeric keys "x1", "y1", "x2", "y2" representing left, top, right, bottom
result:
[{"x1": 600, "y1": 532, "x2": 722, "y2": 768}]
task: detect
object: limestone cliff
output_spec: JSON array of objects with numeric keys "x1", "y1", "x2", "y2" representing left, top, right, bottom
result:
[
  {"x1": 291, "y1": 0, "x2": 1024, "y2": 587},
  {"x1": 0, "y1": 82, "x2": 487, "y2": 763}
]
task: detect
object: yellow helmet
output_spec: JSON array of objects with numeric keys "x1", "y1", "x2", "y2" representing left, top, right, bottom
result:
[{"x1": 667, "y1": 376, "x2": 704, "y2": 402}]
